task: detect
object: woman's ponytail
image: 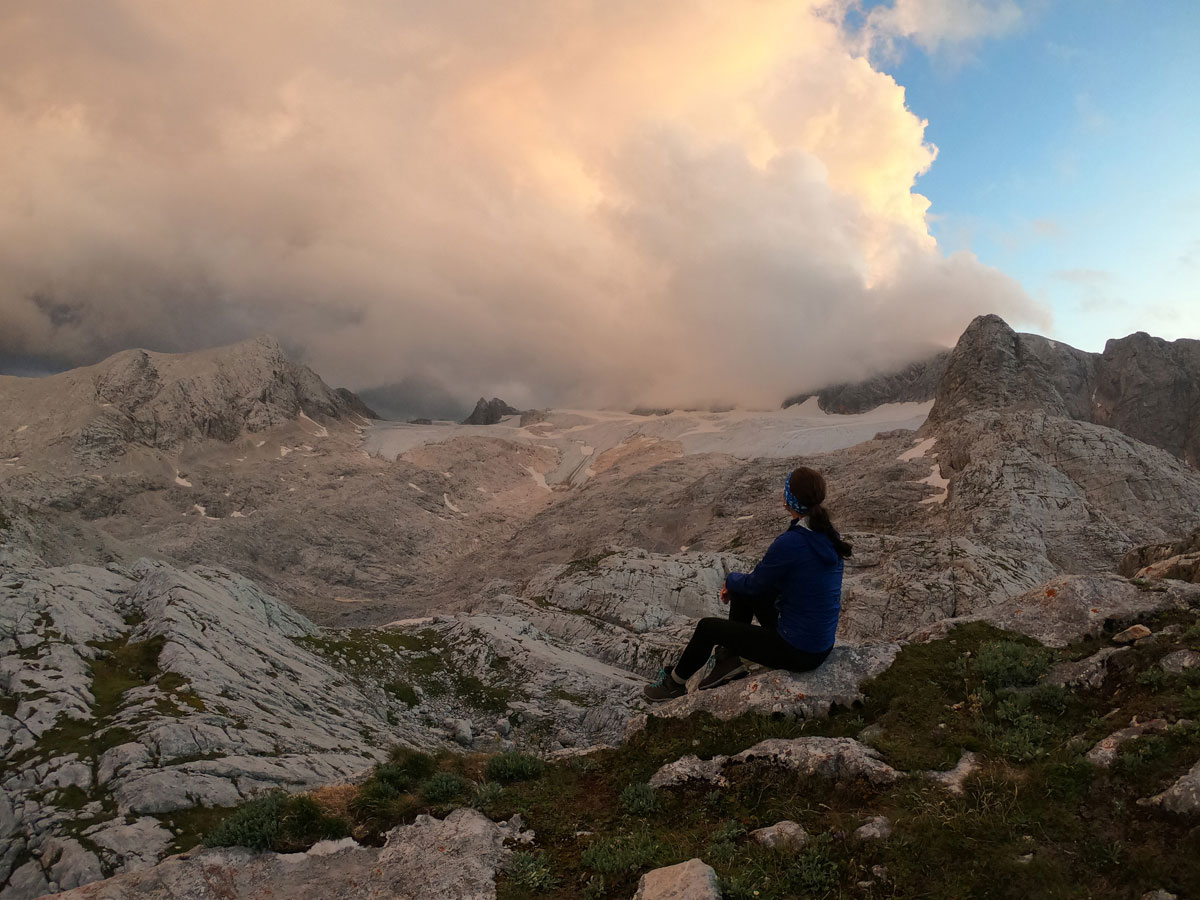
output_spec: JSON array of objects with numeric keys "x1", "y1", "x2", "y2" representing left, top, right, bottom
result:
[
  {"x1": 788, "y1": 467, "x2": 853, "y2": 559},
  {"x1": 808, "y1": 503, "x2": 853, "y2": 559}
]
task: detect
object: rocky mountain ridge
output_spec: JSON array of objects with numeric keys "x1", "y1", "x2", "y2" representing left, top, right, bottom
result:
[
  {"x1": 0, "y1": 337, "x2": 375, "y2": 468},
  {"x1": 930, "y1": 314, "x2": 1200, "y2": 465}
]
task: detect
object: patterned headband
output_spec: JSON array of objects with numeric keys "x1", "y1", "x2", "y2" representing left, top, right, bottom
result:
[{"x1": 784, "y1": 475, "x2": 809, "y2": 515}]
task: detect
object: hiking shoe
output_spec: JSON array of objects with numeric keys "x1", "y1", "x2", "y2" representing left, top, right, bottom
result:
[
  {"x1": 643, "y1": 667, "x2": 687, "y2": 703},
  {"x1": 698, "y1": 654, "x2": 748, "y2": 690}
]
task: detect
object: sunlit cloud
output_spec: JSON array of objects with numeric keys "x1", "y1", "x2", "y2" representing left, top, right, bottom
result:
[{"x1": 0, "y1": 0, "x2": 1045, "y2": 407}]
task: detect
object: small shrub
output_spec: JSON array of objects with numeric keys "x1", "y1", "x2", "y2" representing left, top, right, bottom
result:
[
  {"x1": 975, "y1": 640, "x2": 1053, "y2": 689},
  {"x1": 204, "y1": 791, "x2": 347, "y2": 852},
  {"x1": 506, "y1": 850, "x2": 560, "y2": 892},
  {"x1": 486, "y1": 751, "x2": 545, "y2": 783},
  {"x1": 712, "y1": 819, "x2": 746, "y2": 842},
  {"x1": 419, "y1": 771, "x2": 468, "y2": 804},
  {"x1": 1136, "y1": 667, "x2": 1170, "y2": 691},
  {"x1": 1112, "y1": 735, "x2": 1171, "y2": 778},
  {"x1": 580, "y1": 830, "x2": 666, "y2": 876},
  {"x1": 790, "y1": 842, "x2": 839, "y2": 894},
  {"x1": 349, "y1": 778, "x2": 400, "y2": 821},
  {"x1": 386, "y1": 747, "x2": 436, "y2": 783},
  {"x1": 1028, "y1": 683, "x2": 1070, "y2": 715},
  {"x1": 472, "y1": 781, "x2": 504, "y2": 810},
  {"x1": 582, "y1": 875, "x2": 607, "y2": 900},
  {"x1": 619, "y1": 782, "x2": 659, "y2": 817},
  {"x1": 1183, "y1": 685, "x2": 1200, "y2": 718}
]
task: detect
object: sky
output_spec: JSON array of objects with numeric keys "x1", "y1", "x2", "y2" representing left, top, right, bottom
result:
[
  {"x1": 865, "y1": 0, "x2": 1200, "y2": 353},
  {"x1": 0, "y1": 1, "x2": 1196, "y2": 409}
]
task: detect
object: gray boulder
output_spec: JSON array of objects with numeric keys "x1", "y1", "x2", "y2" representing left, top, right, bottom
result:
[
  {"x1": 633, "y1": 858, "x2": 721, "y2": 900},
  {"x1": 749, "y1": 820, "x2": 809, "y2": 850}
]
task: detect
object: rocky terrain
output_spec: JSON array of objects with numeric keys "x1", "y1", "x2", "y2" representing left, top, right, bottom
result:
[{"x1": 2, "y1": 314, "x2": 1200, "y2": 898}]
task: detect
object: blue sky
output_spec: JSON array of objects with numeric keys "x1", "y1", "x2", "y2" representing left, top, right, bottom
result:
[{"x1": 867, "y1": 0, "x2": 1200, "y2": 350}]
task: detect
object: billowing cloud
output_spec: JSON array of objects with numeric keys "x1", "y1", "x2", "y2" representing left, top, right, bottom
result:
[
  {"x1": 863, "y1": 0, "x2": 1025, "y2": 58},
  {"x1": 0, "y1": 0, "x2": 1044, "y2": 408}
]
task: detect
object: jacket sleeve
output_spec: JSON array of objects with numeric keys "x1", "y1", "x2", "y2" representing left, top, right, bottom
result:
[{"x1": 725, "y1": 534, "x2": 795, "y2": 598}]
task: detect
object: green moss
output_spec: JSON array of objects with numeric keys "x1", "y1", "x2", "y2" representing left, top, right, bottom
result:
[
  {"x1": 155, "y1": 804, "x2": 240, "y2": 854},
  {"x1": 86, "y1": 634, "x2": 166, "y2": 711},
  {"x1": 384, "y1": 681, "x2": 419, "y2": 707},
  {"x1": 549, "y1": 687, "x2": 590, "y2": 706},
  {"x1": 52, "y1": 784, "x2": 90, "y2": 811}
]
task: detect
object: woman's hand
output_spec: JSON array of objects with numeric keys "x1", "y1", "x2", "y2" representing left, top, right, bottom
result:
[{"x1": 720, "y1": 585, "x2": 730, "y2": 604}]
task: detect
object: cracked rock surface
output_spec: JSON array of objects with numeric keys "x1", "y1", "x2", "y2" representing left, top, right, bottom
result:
[{"x1": 42, "y1": 808, "x2": 526, "y2": 900}]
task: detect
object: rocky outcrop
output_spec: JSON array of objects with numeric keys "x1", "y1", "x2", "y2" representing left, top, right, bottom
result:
[
  {"x1": 648, "y1": 737, "x2": 904, "y2": 790},
  {"x1": 916, "y1": 574, "x2": 1200, "y2": 648},
  {"x1": 1120, "y1": 527, "x2": 1200, "y2": 583},
  {"x1": 784, "y1": 349, "x2": 950, "y2": 414},
  {"x1": 1085, "y1": 718, "x2": 1182, "y2": 767},
  {"x1": 1141, "y1": 759, "x2": 1200, "y2": 817},
  {"x1": 928, "y1": 315, "x2": 1200, "y2": 466},
  {"x1": 627, "y1": 643, "x2": 900, "y2": 731},
  {"x1": 0, "y1": 336, "x2": 373, "y2": 465},
  {"x1": 1046, "y1": 646, "x2": 1129, "y2": 689},
  {"x1": 41, "y1": 809, "x2": 529, "y2": 900},
  {"x1": 462, "y1": 397, "x2": 521, "y2": 425}
]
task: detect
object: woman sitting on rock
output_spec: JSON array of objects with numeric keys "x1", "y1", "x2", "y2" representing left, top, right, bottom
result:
[{"x1": 644, "y1": 466, "x2": 852, "y2": 702}]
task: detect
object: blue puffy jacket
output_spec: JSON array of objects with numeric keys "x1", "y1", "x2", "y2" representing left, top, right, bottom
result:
[{"x1": 724, "y1": 519, "x2": 843, "y2": 653}]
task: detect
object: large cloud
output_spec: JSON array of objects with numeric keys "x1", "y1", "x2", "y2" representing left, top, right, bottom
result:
[{"x1": 0, "y1": 0, "x2": 1044, "y2": 407}]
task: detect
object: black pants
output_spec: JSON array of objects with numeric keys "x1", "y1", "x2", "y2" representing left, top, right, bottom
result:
[{"x1": 675, "y1": 590, "x2": 832, "y2": 679}]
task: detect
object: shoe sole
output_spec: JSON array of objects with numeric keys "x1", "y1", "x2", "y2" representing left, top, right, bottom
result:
[{"x1": 698, "y1": 667, "x2": 748, "y2": 691}]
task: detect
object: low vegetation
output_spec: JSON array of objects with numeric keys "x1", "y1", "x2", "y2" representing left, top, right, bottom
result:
[{"x1": 201, "y1": 612, "x2": 1200, "y2": 899}]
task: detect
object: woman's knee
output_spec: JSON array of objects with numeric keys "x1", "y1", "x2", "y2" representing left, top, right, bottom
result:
[{"x1": 693, "y1": 617, "x2": 725, "y2": 640}]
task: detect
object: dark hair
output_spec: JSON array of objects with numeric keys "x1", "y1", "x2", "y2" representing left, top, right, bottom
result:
[{"x1": 788, "y1": 467, "x2": 852, "y2": 559}]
